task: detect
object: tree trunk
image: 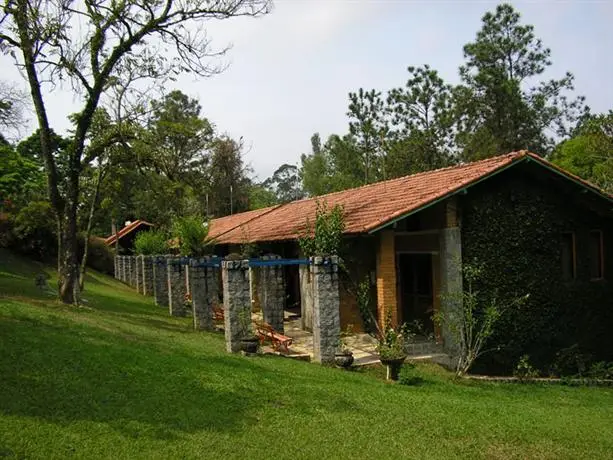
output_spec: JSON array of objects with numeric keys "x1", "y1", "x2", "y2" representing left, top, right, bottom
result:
[{"x1": 79, "y1": 167, "x2": 105, "y2": 290}]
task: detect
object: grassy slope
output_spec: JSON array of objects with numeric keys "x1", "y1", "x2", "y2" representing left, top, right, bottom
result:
[{"x1": 1, "y1": 250, "x2": 612, "y2": 459}]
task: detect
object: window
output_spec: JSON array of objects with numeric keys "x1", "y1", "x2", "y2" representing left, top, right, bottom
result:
[
  {"x1": 590, "y1": 230, "x2": 604, "y2": 280},
  {"x1": 561, "y1": 233, "x2": 576, "y2": 280}
]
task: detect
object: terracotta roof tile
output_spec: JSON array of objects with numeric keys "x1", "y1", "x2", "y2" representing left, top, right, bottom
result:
[
  {"x1": 104, "y1": 219, "x2": 154, "y2": 246},
  {"x1": 208, "y1": 151, "x2": 613, "y2": 245}
]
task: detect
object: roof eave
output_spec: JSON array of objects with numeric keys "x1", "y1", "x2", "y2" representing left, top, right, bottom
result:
[{"x1": 366, "y1": 156, "x2": 528, "y2": 234}]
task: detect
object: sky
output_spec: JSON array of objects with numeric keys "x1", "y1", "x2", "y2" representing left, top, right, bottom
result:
[{"x1": 3, "y1": 0, "x2": 613, "y2": 181}]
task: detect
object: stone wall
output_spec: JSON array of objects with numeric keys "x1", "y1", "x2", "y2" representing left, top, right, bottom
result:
[
  {"x1": 299, "y1": 265, "x2": 313, "y2": 332},
  {"x1": 128, "y1": 256, "x2": 136, "y2": 288},
  {"x1": 142, "y1": 256, "x2": 154, "y2": 296},
  {"x1": 258, "y1": 256, "x2": 285, "y2": 332},
  {"x1": 153, "y1": 255, "x2": 169, "y2": 307},
  {"x1": 311, "y1": 256, "x2": 341, "y2": 364},
  {"x1": 222, "y1": 259, "x2": 251, "y2": 353},
  {"x1": 167, "y1": 256, "x2": 188, "y2": 317},
  {"x1": 135, "y1": 255, "x2": 143, "y2": 294},
  {"x1": 189, "y1": 258, "x2": 219, "y2": 331}
]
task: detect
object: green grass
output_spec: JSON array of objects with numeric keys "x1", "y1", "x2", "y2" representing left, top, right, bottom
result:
[{"x1": 1, "y1": 250, "x2": 613, "y2": 459}]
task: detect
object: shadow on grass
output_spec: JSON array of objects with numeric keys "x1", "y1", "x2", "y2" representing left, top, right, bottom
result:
[
  {"x1": 0, "y1": 313, "x2": 254, "y2": 439},
  {"x1": 0, "y1": 310, "x2": 371, "y2": 441}
]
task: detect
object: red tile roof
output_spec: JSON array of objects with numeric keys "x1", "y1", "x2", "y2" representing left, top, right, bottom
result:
[
  {"x1": 208, "y1": 206, "x2": 280, "y2": 241},
  {"x1": 207, "y1": 151, "x2": 613, "y2": 245},
  {"x1": 104, "y1": 220, "x2": 154, "y2": 246}
]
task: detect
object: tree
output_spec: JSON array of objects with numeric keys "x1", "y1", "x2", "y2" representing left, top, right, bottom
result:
[
  {"x1": 206, "y1": 136, "x2": 251, "y2": 217},
  {"x1": 347, "y1": 88, "x2": 388, "y2": 183},
  {"x1": 0, "y1": 80, "x2": 27, "y2": 137},
  {"x1": 264, "y1": 163, "x2": 304, "y2": 203},
  {"x1": 0, "y1": 0, "x2": 271, "y2": 303},
  {"x1": 385, "y1": 65, "x2": 455, "y2": 175},
  {"x1": 146, "y1": 90, "x2": 214, "y2": 183},
  {"x1": 248, "y1": 183, "x2": 278, "y2": 210},
  {"x1": 552, "y1": 112, "x2": 613, "y2": 193},
  {"x1": 456, "y1": 3, "x2": 587, "y2": 160}
]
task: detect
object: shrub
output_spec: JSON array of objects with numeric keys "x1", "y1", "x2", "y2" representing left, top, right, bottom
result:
[
  {"x1": 172, "y1": 216, "x2": 210, "y2": 257},
  {"x1": 398, "y1": 363, "x2": 425, "y2": 386},
  {"x1": 134, "y1": 229, "x2": 169, "y2": 255},
  {"x1": 12, "y1": 200, "x2": 57, "y2": 260},
  {"x1": 299, "y1": 202, "x2": 345, "y2": 257},
  {"x1": 587, "y1": 362, "x2": 613, "y2": 380},
  {"x1": 81, "y1": 236, "x2": 114, "y2": 275},
  {"x1": 513, "y1": 355, "x2": 539, "y2": 382}
]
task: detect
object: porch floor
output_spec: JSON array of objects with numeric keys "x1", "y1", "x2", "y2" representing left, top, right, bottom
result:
[{"x1": 256, "y1": 310, "x2": 449, "y2": 366}]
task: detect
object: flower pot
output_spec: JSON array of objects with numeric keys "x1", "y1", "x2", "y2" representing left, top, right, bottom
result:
[
  {"x1": 380, "y1": 356, "x2": 407, "y2": 381},
  {"x1": 240, "y1": 336, "x2": 259, "y2": 354},
  {"x1": 334, "y1": 353, "x2": 354, "y2": 369}
]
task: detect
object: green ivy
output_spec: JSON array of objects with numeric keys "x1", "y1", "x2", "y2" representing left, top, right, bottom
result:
[{"x1": 461, "y1": 172, "x2": 613, "y2": 375}]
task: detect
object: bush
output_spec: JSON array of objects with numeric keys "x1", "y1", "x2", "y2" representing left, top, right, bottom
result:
[
  {"x1": 513, "y1": 355, "x2": 539, "y2": 381},
  {"x1": 12, "y1": 200, "x2": 57, "y2": 260},
  {"x1": 172, "y1": 216, "x2": 210, "y2": 257},
  {"x1": 398, "y1": 363, "x2": 425, "y2": 386},
  {"x1": 84, "y1": 236, "x2": 114, "y2": 275},
  {"x1": 299, "y1": 202, "x2": 345, "y2": 257},
  {"x1": 134, "y1": 229, "x2": 169, "y2": 255}
]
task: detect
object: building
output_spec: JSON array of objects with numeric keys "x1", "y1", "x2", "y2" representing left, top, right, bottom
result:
[{"x1": 208, "y1": 151, "x2": 613, "y2": 371}]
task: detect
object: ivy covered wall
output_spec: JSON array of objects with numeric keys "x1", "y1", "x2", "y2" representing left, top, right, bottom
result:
[{"x1": 461, "y1": 163, "x2": 613, "y2": 374}]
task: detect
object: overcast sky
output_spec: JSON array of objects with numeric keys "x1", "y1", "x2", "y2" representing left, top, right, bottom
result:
[{"x1": 3, "y1": 0, "x2": 613, "y2": 180}]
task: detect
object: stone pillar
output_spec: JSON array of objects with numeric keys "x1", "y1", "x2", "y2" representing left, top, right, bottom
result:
[
  {"x1": 153, "y1": 256, "x2": 169, "y2": 307},
  {"x1": 135, "y1": 255, "x2": 144, "y2": 294},
  {"x1": 142, "y1": 256, "x2": 154, "y2": 296},
  {"x1": 114, "y1": 256, "x2": 119, "y2": 279},
  {"x1": 167, "y1": 257, "x2": 187, "y2": 317},
  {"x1": 439, "y1": 227, "x2": 462, "y2": 354},
  {"x1": 299, "y1": 265, "x2": 313, "y2": 331},
  {"x1": 222, "y1": 259, "x2": 251, "y2": 353},
  {"x1": 189, "y1": 258, "x2": 218, "y2": 331},
  {"x1": 119, "y1": 256, "x2": 125, "y2": 283},
  {"x1": 259, "y1": 256, "x2": 285, "y2": 332},
  {"x1": 127, "y1": 256, "x2": 136, "y2": 288},
  {"x1": 311, "y1": 256, "x2": 341, "y2": 364}
]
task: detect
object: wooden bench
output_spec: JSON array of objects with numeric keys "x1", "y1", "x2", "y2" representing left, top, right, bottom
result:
[
  {"x1": 256, "y1": 321, "x2": 293, "y2": 353},
  {"x1": 213, "y1": 305, "x2": 224, "y2": 321}
]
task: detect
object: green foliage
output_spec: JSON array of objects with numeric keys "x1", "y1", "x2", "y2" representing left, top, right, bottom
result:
[
  {"x1": 80, "y1": 236, "x2": 115, "y2": 275},
  {"x1": 263, "y1": 163, "x2": 304, "y2": 203},
  {"x1": 398, "y1": 363, "x2": 426, "y2": 386},
  {"x1": 134, "y1": 230, "x2": 169, "y2": 255},
  {"x1": 172, "y1": 216, "x2": 210, "y2": 257},
  {"x1": 456, "y1": 3, "x2": 587, "y2": 159},
  {"x1": 11, "y1": 201, "x2": 57, "y2": 260},
  {"x1": 0, "y1": 142, "x2": 45, "y2": 207},
  {"x1": 248, "y1": 184, "x2": 278, "y2": 210},
  {"x1": 462, "y1": 172, "x2": 613, "y2": 374},
  {"x1": 552, "y1": 112, "x2": 613, "y2": 193},
  {"x1": 298, "y1": 202, "x2": 345, "y2": 257},
  {"x1": 356, "y1": 277, "x2": 376, "y2": 334},
  {"x1": 436, "y1": 261, "x2": 528, "y2": 377},
  {"x1": 513, "y1": 355, "x2": 539, "y2": 382},
  {"x1": 300, "y1": 3, "x2": 587, "y2": 194},
  {"x1": 375, "y1": 312, "x2": 415, "y2": 361},
  {"x1": 587, "y1": 362, "x2": 613, "y2": 380}
]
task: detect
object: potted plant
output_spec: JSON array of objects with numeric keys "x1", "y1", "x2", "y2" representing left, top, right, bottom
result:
[
  {"x1": 376, "y1": 318, "x2": 413, "y2": 381},
  {"x1": 334, "y1": 338, "x2": 354, "y2": 369},
  {"x1": 238, "y1": 309, "x2": 259, "y2": 354}
]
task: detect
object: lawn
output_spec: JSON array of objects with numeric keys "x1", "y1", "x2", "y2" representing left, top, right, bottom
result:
[{"x1": 1, "y1": 250, "x2": 612, "y2": 459}]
